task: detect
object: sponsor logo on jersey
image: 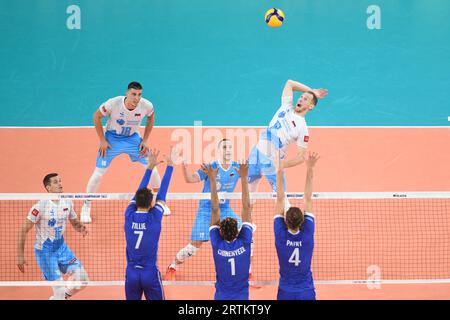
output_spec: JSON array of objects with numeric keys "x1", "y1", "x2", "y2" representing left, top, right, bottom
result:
[
  {"x1": 304, "y1": 136, "x2": 309, "y2": 142},
  {"x1": 116, "y1": 119, "x2": 125, "y2": 125},
  {"x1": 134, "y1": 113, "x2": 141, "y2": 117},
  {"x1": 278, "y1": 111, "x2": 286, "y2": 118},
  {"x1": 48, "y1": 218, "x2": 56, "y2": 227},
  {"x1": 31, "y1": 209, "x2": 39, "y2": 217},
  {"x1": 63, "y1": 208, "x2": 69, "y2": 211},
  {"x1": 119, "y1": 112, "x2": 124, "y2": 117},
  {"x1": 292, "y1": 120, "x2": 296, "y2": 127},
  {"x1": 101, "y1": 106, "x2": 107, "y2": 113},
  {"x1": 69, "y1": 258, "x2": 77, "y2": 264}
]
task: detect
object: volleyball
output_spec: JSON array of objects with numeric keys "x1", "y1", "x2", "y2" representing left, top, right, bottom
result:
[{"x1": 265, "y1": 8, "x2": 285, "y2": 28}]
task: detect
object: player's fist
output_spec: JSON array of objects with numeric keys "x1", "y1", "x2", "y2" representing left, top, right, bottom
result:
[
  {"x1": 17, "y1": 256, "x2": 26, "y2": 273},
  {"x1": 139, "y1": 141, "x2": 149, "y2": 157},
  {"x1": 312, "y1": 88, "x2": 328, "y2": 99}
]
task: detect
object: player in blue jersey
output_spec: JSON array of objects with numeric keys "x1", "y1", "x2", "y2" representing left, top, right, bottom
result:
[
  {"x1": 205, "y1": 161, "x2": 254, "y2": 300},
  {"x1": 17, "y1": 173, "x2": 89, "y2": 300},
  {"x1": 123, "y1": 148, "x2": 175, "y2": 300},
  {"x1": 81, "y1": 82, "x2": 167, "y2": 223},
  {"x1": 165, "y1": 139, "x2": 245, "y2": 280},
  {"x1": 124, "y1": 147, "x2": 175, "y2": 300},
  {"x1": 273, "y1": 151, "x2": 320, "y2": 300}
]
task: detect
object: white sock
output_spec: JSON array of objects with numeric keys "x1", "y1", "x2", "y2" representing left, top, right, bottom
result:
[
  {"x1": 84, "y1": 168, "x2": 107, "y2": 206},
  {"x1": 174, "y1": 244, "x2": 199, "y2": 266},
  {"x1": 86, "y1": 168, "x2": 107, "y2": 193},
  {"x1": 248, "y1": 178, "x2": 260, "y2": 205},
  {"x1": 65, "y1": 267, "x2": 89, "y2": 298},
  {"x1": 52, "y1": 279, "x2": 66, "y2": 300}
]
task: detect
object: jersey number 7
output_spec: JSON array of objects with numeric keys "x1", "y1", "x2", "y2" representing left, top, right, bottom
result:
[{"x1": 134, "y1": 231, "x2": 144, "y2": 249}]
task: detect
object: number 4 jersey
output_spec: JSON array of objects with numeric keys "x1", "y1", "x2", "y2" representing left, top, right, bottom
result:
[
  {"x1": 274, "y1": 213, "x2": 315, "y2": 291},
  {"x1": 99, "y1": 96, "x2": 154, "y2": 137}
]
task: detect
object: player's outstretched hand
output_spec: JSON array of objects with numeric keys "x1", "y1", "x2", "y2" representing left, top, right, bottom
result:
[
  {"x1": 139, "y1": 141, "x2": 150, "y2": 158},
  {"x1": 99, "y1": 139, "x2": 112, "y2": 158},
  {"x1": 305, "y1": 152, "x2": 320, "y2": 168},
  {"x1": 17, "y1": 256, "x2": 26, "y2": 273},
  {"x1": 200, "y1": 163, "x2": 218, "y2": 179},
  {"x1": 312, "y1": 88, "x2": 328, "y2": 99},
  {"x1": 166, "y1": 145, "x2": 180, "y2": 166},
  {"x1": 235, "y1": 160, "x2": 249, "y2": 177},
  {"x1": 148, "y1": 149, "x2": 163, "y2": 170}
]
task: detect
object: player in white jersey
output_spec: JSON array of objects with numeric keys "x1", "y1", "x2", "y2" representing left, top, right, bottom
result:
[
  {"x1": 81, "y1": 82, "x2": 166, "y2": 223},
  {"x1": 248, "y1": 79, "x2": 328, "y2": 198},
  {"x1": 17, "y1": 173, "x2": 89, "y2": 300}
]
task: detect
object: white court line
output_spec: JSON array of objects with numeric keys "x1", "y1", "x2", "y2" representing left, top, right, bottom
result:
[{"x1": 2, "y1": 279, "x2": 450, "y2": 286}]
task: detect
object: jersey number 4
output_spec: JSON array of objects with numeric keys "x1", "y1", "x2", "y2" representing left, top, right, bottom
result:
[
  {"x1": 289, "y1": 248, "x2": 301, "y2": 266},
  {"x1": 134, "y1": 231, "x2": 144, "y2": 249}
]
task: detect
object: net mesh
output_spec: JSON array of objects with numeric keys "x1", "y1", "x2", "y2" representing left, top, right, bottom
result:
[{"x1": 1, "y1": 192, "x2": 450, "y2": 285}]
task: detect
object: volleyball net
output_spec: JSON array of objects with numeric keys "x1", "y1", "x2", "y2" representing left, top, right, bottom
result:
[{"x1": 1, "y1": 192, "x2": 449, "y2": 286}]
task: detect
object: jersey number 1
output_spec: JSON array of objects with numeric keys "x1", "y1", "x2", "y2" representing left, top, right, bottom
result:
[
  {"x1": 228, "y1": 258, "x2": 236, "y2": 276},
  {"x1": 134, "y1": 231, "x2": 144, "y2": 249}
]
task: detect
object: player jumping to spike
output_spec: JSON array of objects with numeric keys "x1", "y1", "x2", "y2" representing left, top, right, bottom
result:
[{"x1": 248, "y1": 79, "x2": 327, "y2": 206}]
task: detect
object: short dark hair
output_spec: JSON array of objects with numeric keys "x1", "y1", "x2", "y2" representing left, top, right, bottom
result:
[
  {"x1": 135, "y1": 188, "x2": 153, "y2": 209},
  {"x1": 128, "y1": 82, "x2": 143, "y2": 90},
  {"x1": 218, "y1": 138, "x2": 231, "y2": 148},
  {"x1": 220, "y1": 217, "x2": 239, "y2": 241},
  {"x1": 306, "y1": 91, "x2": 318, "y2": 106},
  {"x1": 285, "y1": 207, "x2": 304, "y2": 230},
  {"x1": 43, "y1": 173, "x2": 58, "y2": 188}
]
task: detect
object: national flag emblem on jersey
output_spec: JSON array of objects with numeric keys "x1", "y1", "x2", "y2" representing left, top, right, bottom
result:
[
  {"x1": 63, "y1": 208, "x2": 69, "y2": 211},
  {"x1": 304, "y1": 136, "x2": 309, "y2": 142},
  {"x1": 102, "y1": 106, "x2": 107, "y2": 113},
  {"x1": 69, "y1": 258, "x2": 77, "y2": 264},
  {"x1": 31, "y1": 209, "x2": 39, "y2": 217}
]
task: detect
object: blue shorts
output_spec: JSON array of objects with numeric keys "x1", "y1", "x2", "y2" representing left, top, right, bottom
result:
[
  {"x1": 96, "y1": 131, "x2": 148, "y2": 168},
  {"x1": 248, "y1": 146, "x2": 287, "y2": 192},
  {"x1": 215, "y1": 287, "x2": 249, "y2": 300},
  {"x1": 125, "y1": 266, "x2": 165, "y2": 300},
  {"x1": 190, "y1": 207, "x2": 242, "y2": 241},
  {"x1": 277, "y1": 287, "x2": 316, "y2": 300},
  {"x1": 35, "y1": 241, "x2": 82, "y2": 281}
]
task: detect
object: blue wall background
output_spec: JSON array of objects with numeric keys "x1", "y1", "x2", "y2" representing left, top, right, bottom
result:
[{"x1": 1, "y1": 0, "x2": 449, "y2": 126}]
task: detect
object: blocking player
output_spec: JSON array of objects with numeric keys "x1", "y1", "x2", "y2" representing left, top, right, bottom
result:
[
  {"x1": 81, "y1": 82, "x2": 165, "y2": 223},
  {"x1": 17, "y1": 173, "x2": 89, "y2": 300},
  {"x1": 206, "y1": 161, "x2": 254, "y2": 300},
  {"x1": 273, "y1": 152, "x2": 319, "y2": 300},
  {"x1": 124, "y1": 148, "x2": 175, "y2": 300}
]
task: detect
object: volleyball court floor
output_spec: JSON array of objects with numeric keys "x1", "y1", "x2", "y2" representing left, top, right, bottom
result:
[{"x1": 0, "y1": 127, "x2": 449, "y2": 299}]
